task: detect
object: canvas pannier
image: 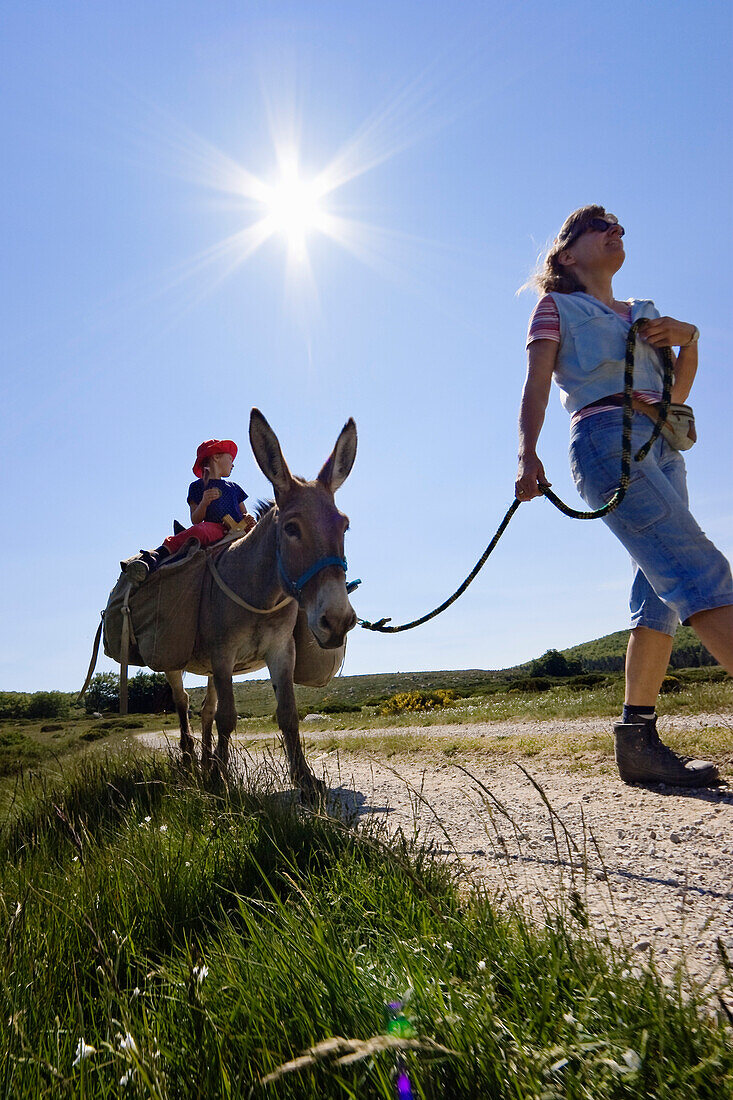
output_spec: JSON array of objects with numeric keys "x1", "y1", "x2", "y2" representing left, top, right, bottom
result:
[
  {"x1": 103, "y1": 543, "x2": 207, "y2": 672},
  {"x1": 293, "y1": 607, "x2": 345, "y2": 686}
]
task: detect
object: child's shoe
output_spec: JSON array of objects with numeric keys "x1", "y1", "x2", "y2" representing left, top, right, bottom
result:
[{"x1": 122, "y1": 550, "x2": 160, "y2": 585}]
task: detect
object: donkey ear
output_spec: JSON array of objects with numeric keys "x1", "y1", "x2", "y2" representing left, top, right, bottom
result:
[
  {"x1": 317, "y1": 417, "x2": 357, "y2": 493},
  {"x1": 249, "y1": 409, "x2": 293, "y2": 496}
]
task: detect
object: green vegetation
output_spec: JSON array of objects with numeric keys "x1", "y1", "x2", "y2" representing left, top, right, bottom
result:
[
  {"x1": 0, "y1": 662, "x2": 728, "y2": 796},
  {"x1": 0, "y1": 691, "x2": 70, "y2": 721},
  {"x1": 83, "y1": 672, "x2": 174, "y2": 714},
  {"x1": 0, "y1": 754, "x2": 730, "y2": 1097},
  {"x1": 559, "y1": 624, "x2": 718, "y2": 673}
]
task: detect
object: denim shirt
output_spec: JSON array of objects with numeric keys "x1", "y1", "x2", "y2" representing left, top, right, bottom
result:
[{"x1": 549, "y1": 292, "x2": 664, "y2": 414}]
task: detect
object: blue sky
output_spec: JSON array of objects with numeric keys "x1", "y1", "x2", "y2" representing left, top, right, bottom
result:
[{"x1": 1, "y1": 0, "x2": 731, "y2": 691}]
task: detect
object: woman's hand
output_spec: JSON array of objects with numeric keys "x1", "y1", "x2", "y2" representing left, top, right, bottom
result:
[
  {"x1": 515, "y1": 454, "x2": 550, "y2": 501},
  {"x1": 639, "y1": 317, "x2": 697, "y2": 348}
]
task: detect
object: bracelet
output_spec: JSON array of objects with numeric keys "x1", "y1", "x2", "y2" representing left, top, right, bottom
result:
[{"x1": 682, "y1": 325, "x2": 699, "y2": 347}]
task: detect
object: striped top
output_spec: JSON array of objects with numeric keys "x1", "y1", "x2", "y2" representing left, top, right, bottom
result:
[{"x1": 527, "y1": 294, "x2": 661, "y2": 424}]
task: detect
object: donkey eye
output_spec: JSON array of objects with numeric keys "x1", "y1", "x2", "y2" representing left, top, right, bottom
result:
[{"x1": 283, "y1": 521, "x2": 301, "y2": 539}]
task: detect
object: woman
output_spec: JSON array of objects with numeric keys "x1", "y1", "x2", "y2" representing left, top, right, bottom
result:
[{"x1": 516, "y1": 205, "x2": 733, "y2": 787}]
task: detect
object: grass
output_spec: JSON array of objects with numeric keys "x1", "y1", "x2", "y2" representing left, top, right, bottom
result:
[
  {"x1": 214, "y1": 679, "x2": 733, "y2": 776},
  {"x1": 0, "y1": 753, "x2": 731, "y2": 1098},
  {"x1": 2, "y1": 677, "x2": 729, "y2": 806}
]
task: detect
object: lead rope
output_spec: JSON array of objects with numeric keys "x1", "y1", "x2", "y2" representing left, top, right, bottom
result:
[{"x1": 359, "y1": 321, "x2": 674, "y2": 633}]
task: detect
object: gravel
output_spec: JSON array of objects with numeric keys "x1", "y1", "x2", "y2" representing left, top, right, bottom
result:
[{"x1": 139, "y1": 711, "x2": 733, "y2": 995}]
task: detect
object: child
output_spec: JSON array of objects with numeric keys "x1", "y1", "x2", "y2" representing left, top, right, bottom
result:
[{"x1": 123, "y1": 438, "x2": 255, "y2": 584}]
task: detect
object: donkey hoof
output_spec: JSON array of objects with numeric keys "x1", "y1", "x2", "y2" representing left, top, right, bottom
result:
[{"x1": 296, "y1": 771, "x2": 327, "y2": 804}]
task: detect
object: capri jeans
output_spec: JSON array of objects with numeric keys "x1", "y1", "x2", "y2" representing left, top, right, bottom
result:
[{"x1": 568, "y1": 409, "x2": 733, "y2": 636}]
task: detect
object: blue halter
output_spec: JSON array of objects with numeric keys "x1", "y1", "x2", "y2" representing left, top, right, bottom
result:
[{"x1": 277, "y1": 548, "x2": 361, "y2": 602}]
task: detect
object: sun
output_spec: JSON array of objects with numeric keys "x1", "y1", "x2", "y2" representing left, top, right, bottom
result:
[{"x1": 259, "y1": 157, "x2": 327, "y2": 261}]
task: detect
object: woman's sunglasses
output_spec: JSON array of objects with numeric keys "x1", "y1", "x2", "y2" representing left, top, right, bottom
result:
[{"x1": 564, "y1": 217, "x2": 625, "y2": 246}]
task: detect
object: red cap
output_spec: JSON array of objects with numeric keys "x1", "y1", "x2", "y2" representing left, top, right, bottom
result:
[{"x1": 193, "y1": 439, "x2": 237, "y2": 478}]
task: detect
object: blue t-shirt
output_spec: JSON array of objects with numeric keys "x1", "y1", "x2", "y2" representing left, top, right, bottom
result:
[{"x1": 188, "y1": 479, "x2": 247, "y2": 525}]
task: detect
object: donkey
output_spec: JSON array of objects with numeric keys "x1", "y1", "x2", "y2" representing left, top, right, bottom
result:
[{"x1": 164, "y1": 408, "x2": 357, "y2": 795}]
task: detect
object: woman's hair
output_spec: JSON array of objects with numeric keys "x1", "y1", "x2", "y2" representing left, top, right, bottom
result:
[{"x1": 523, "y1": 204, "x2": 608, "y2": 296}]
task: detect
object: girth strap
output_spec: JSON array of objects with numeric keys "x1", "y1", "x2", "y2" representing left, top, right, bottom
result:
[{"x1": 207, "y1": 554, "x2": 294, "y2": 615}]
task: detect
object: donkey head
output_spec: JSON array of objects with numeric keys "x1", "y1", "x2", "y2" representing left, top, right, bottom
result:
[{"x1": 249, "y1": 409, "x2": 358, "y2": 649}]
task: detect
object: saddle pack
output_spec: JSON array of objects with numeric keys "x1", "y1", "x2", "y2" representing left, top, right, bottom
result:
[{"x1": 103, "y1": 540, "x2": 207, "y2": 672}]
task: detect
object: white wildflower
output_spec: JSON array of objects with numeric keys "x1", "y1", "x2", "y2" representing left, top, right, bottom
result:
[
  {"x1": 477, "y1": 960, "x2": 486, "y2": 971},
  {"x1": 563, "y1": 1012, "x2": 577, "y2": 1025},
  {"x1": 444, "y1": 942, "x2": 453, "y2": 951},
  {"x1": 118, "y1": 1031, "x2": 138, "y2": 1054},
  {"x1": 604, "y1": 1048, "x2": 642, "y2": 1075},
  {"x1": 622, "y1": 1049, "x2": 641, "y2": 1071},
  {"x1": 193, "y1": 963, "x2": 209, "y2": 985},
  {"x1": 132, "y1": 987, "x2": 141, "y2": 997},
  {"x1": 159, "y1": 824, "x2": 168, "y2": 833},
  {"x1": 72, "y1": 1038, "x2": 96, "y2": 1066},
  {"x1": 120, "y1": 1069, "x2": 134, "y2": 1086}
]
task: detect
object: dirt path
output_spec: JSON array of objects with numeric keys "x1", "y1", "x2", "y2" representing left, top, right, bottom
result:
[{"x1": 138, "y1": 713, "x2": 733, "y2": 995}]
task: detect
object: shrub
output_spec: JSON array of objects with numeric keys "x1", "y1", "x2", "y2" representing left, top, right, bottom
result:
[
  {"x1": 379, "y1": 689, "x2": 456, "y2": 715},
  {"x1": 660, "y1": 675, "x2": 682, "y2": 694},
  {"x1": 0, "y1": 729, "x2": 42, "y2": 775},
  {"x1": 567, "y1": 673, "x2": 610, "y2": 691},
  {"x1": 673, "y1": 666, "x2": 729, "y2": 684},
  {"x1": 507, "y1": 677, "x2": 554, "y2": 693}
]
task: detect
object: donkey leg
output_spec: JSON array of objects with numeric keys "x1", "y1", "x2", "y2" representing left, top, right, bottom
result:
[
  {"x1": 165, "y1": 670, "x2": 195, "y2": 764},
  {"x1": 211, "y1": 665, "x2": 236, "y2": 777},
  {"x1": 200, "y1": 677, "x2": 217, "y2": 772},
  {"x1": 267, "y1": 639, "x2": 325, "y2": 798}
]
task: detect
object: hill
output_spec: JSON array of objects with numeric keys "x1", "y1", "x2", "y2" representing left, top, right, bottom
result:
[
  {"x1": 204, "y1": 625, "x2": 718, "y2": 716},
  {"x1": 558, "y1": 625, "x2": 717, "y2": 673}
]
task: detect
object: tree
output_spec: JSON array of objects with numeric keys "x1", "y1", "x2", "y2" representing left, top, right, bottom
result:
[
  {"x1": 83, "y1": 671, "x2": 174, "y2": 714},
  {"x1": 127, "y1": 672, "x2": 173, "y2": 714},
  {"x1": 83, "y1": 673, "x2": 120, "y2": 713},
  {"x1": 529, "y1": 649, "x2": 583, "y2": 678}
]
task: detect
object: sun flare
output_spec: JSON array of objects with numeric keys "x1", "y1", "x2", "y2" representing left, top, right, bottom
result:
[{"x1": 142, "y1": 75, "x2": 446, "y2": 302}]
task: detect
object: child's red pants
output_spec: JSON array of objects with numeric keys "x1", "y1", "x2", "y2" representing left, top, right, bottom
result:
[{"x1": 162, "y1": 522, "x2": 225, "y2": 555}]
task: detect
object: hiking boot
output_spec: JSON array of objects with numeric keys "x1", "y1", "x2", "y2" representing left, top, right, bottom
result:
[{"x1": 613, "y1": 718, "x2": 720, "y2": 788}]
